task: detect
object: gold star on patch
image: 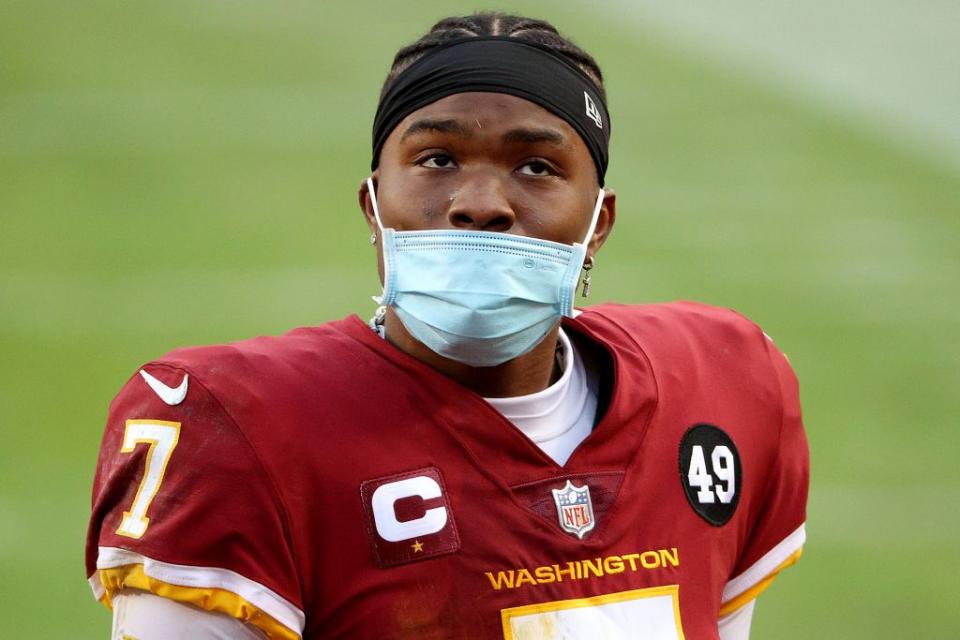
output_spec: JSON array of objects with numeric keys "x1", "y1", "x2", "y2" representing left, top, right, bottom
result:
[{"x1": 411, "y1": 540, "x2": 424, "y2": 553}]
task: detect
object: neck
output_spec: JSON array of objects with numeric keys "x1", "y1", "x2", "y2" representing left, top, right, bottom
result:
[{"x1": 382, "y1": 308, "x2": 561, "y2": 398}]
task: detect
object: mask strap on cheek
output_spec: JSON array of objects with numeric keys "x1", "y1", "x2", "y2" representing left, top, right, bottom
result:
[
  {"x1": 580, "y1": 188, "x2": 606, "y2": 248},
  {"x1": 366, "y1": 177, "x2": 386, "y2": 232},
  {"x1": 366, "y1": 176, "x2": 392, "y2": 305}
]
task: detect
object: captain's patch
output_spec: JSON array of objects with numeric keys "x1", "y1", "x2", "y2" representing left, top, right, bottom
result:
[{"x1": 360, "y1": 467, "x2": 460, "y2": 567}]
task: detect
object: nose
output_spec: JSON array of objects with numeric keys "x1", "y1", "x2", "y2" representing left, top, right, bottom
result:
[{"x1": 447, "y1": 177, "x2": 515, "y2": 232}]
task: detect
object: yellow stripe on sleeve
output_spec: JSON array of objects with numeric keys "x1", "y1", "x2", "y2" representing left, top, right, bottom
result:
[
  {"x1": 719, "y1": 547, "x2": 803, "y2": 617},
  {"x1": 98, "y1": 564, "x2": 300, "y2": 640}
]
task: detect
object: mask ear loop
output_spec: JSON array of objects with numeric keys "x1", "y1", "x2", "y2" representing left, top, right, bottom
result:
[
  {"x1": 366, "y1": 177, "x2": 386, "y2": 233},
  {"x1": 366, "y1": 177, "x2": 391, "y2": 307},
  {"x1": 577, "y1": 189, "x2": 605, "y2": 298},
  {"x1": 581, "y1": 188, "x2": 605, "y2": 248}
]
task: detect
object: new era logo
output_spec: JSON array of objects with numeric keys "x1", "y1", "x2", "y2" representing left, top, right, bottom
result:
[{"x1": 584, "y1": 91, "x2": 603, "y2": 129}]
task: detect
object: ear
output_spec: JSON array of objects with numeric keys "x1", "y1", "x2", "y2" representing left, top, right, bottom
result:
[
  {"x1": 358, "y1": 174, "x2": 379, "y2": 233},
  {"x1": 587, "y1": 187, "x2": 616, "y2": 259}
]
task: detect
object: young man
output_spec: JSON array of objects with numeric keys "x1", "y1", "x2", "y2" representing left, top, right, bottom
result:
[{"x1": 87, "y1": 13, "x2": 808, "y2": 639}]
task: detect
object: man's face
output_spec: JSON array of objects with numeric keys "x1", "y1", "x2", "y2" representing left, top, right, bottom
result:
[{"x1": 364, "y1": 92, "x2": 614, "y2": 252}]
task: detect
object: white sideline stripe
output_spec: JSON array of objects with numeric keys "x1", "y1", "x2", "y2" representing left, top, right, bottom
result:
[
  {"x1": 91, "y1": 546, "x2": 305, "y2": 633},
  {"x1": 722, "y1": 523, "x2": 806, "y2": 603},
  {"x1": 612, "y1": 1, "x2": 960, "y2": 173}
]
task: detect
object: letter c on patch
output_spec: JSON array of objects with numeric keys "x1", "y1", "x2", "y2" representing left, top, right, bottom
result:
[{"x1": 371, "y1": 475, "x2": 447, "y2": 542}]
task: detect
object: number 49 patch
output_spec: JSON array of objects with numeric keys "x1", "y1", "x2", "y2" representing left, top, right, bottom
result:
[{"x1": 679, "y1": 424, "x2": 741, "y2": 526}]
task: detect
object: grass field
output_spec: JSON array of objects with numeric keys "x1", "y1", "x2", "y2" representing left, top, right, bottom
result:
[{"x1": 2, "y1": 1, "x2": 958, "y2": 637}]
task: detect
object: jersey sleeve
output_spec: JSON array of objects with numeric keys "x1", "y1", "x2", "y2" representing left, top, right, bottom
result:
[
  {"x1": 718, "y1": 600, "x2": 755, "y2": 640},
  {"x1": 720, "y1": 339, "x2": 809, "y2": 616},
  {"x1": 85, "y1": 363, "x2": 304, "y2": 640}
]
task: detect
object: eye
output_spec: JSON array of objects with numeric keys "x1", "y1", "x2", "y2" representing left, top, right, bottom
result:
[
  {"x1": 517, "y1": 160, "x2": 555, "y2": 177},
  {"x1": 419, "y1": 154, "x2": 456, "y2": 169}
]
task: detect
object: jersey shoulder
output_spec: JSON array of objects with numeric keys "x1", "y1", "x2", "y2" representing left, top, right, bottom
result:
[
  {"x1": 580, "y1": 303, "x2": 808, "y2": 611},
  {"x1": 87, "y1": 319, "x2": 368, "y2": 639},
  {"x1": 576, "y1": 301, "x2": 785, "y2": 382},
  {"x1": 581, "y1": 300, "x2": 767, "y2": 345},
  {"x1": 154, "y1": 318, "x2": 359, "y2": 390},
  {"x1": 121, "y1": 317, "x2": 378, "y2": 425}
]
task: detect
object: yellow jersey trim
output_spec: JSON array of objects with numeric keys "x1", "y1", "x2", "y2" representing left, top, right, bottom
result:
[
  {"x1": 719, "y1": 547, "x2": 803, "y2": 617},
  {"x1": 98, "y1": 564, "x2": 300, "y2": 640}
]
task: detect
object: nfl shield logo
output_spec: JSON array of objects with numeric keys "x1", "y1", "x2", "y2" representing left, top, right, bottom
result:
[{"x1": 552, "y1": 480, "x2": 596, "y2": 539}]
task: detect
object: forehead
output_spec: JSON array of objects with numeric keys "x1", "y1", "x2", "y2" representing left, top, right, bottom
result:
[{"x1": 390, "y1": 92, "x2": 583, "y2": 148}]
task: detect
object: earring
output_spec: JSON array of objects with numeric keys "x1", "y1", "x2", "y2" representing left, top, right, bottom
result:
[
  {"x1": 369, "y1": 232, "x2": 377, "y2": 245},
  {"x1": 581, "y1": 255, "x2": 595, "y2": 298}
]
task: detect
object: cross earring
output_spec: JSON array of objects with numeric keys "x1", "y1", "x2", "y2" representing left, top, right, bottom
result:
[{"x1": 581, "y1": 255, "x2": 595, "y2": 298}]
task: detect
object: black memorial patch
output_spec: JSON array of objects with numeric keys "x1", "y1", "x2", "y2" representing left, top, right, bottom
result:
[{"x1": 679, "y1": 424, "x2": 741, "y2": 526}]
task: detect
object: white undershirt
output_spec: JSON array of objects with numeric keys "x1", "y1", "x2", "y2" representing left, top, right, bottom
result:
[
  {"x1": 484, "y1": 328, "x2": 598, "y2": 466},
  {"x1": 109, "y1": 327, "x2": 755, "y2": 638}
]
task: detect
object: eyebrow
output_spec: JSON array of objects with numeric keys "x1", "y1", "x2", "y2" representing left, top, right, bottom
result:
[
  {"x1": 400, "y1": 118, "x2": 473, "y2": 140},
  {"x1": 399, "y1": 119, "x2": 566, "y2": 147},
  {"x1": 501, "y1": 127, "x2": 566, "y2": 146}
]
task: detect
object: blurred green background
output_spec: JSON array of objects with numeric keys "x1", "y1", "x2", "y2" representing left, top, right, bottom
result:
[{"x1": 2, "y1": 1, "x2": 958, "y2": 637}]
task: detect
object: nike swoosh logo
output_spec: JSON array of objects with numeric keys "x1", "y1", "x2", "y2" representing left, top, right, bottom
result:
[{"x1": 139, "y1": 369, "x2": 189, "y2": 406}]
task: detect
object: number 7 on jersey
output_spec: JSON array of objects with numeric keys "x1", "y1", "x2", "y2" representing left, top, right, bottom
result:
[{"x1": 115, "y1": 419, "x2": 181, "y2": 539}]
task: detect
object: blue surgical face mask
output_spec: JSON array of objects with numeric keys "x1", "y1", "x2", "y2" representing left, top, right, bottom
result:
[{"x1": 368, "y1": 178, "x2": 604, "y2": 367}]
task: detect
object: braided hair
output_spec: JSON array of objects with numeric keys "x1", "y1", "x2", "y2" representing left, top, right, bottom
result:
[{"x1": 380, "y1": 12, "x2": 606, "y2": 101}]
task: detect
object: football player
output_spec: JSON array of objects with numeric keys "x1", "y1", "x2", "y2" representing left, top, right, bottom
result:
[{"x1": 86, "y1": 12, "x2": 808, "y2": 639}]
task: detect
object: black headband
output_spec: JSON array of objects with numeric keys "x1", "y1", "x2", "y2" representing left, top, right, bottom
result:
[{"x1": 371, "y1": 36, "x2": 610, "y2": 185}]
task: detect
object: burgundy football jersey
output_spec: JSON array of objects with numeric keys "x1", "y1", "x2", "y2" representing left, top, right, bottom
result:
[{"x1": 86, "y1": 302, "x2": 808, "y2": 639}]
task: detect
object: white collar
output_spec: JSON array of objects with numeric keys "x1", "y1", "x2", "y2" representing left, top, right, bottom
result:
[{"x1": 484, "y1": 329, "x2": 597, "y2": 465}]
